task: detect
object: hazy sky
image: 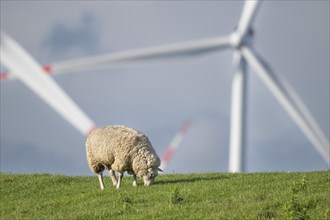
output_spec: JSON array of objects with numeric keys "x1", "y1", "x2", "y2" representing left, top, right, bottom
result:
[{"x1": 1, "y1": 1, "x2": 329, "y2": 175}]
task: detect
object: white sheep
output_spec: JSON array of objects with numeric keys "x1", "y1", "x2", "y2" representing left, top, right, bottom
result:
[{"x1": 86, "y1": 125, "x2": 162, "y2": 189}]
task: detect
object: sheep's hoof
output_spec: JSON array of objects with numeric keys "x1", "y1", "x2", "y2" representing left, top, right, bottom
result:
[{"x1": 132, "y1": 182, "x2": 137, "y2": 187}]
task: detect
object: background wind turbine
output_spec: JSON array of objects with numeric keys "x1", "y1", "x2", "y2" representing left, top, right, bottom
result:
[{"x1": 1, "y1": 1, "x2": 328, "y2": 174}]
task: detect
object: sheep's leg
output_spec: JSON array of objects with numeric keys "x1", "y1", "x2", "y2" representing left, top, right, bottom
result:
[
  {"x1": 116, "y1": 172, "x2": 123, "y2": 189},
  {"x1": 132, "y1": 175, "x2": 137, "y2": 187},
  {"x1": 98, "y1": 172, "x2": 105, "y2": 191},
  {"x1": 109, "y1": 169, "x2": 118, "y2": 186}
]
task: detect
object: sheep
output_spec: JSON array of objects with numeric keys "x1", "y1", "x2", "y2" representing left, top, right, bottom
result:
[{"x1": 86, "y1": 125, "x2": 162, "y2": 190}]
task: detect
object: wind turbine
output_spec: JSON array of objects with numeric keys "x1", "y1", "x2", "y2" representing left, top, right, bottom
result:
[{"x1": 1, "y1": 1, "x2": 329, "y2": 172}]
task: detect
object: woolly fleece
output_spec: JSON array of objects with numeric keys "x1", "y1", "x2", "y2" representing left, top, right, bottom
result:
[{"x1": 86, "y1": 125, "x2": 161, "y2": 177}]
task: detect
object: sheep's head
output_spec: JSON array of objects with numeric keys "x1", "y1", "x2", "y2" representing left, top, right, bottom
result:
[{"x1": 142, "y1": 167, "x2": 162, "y2": 186}]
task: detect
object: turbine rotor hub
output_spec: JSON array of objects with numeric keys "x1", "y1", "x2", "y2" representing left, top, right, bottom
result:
[{"x1": 230, "y1": 28, "x2": 254, "y2": 49}]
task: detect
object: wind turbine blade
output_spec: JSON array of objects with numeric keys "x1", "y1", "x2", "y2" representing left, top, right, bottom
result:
[
  {"x1": 0, "y1": 32, "x2": 96, "y2": 136},
  {"x1": 243, "y1": 48, "x2": 329, "y2": 150},
  {"x1": 241, "y1": 46, "x2": 330, "y2": 165},
  {"x1": 276, "y1": 76, "x2": 330, "y2": 150},
  {"x1": 50, "y1": 36, "x2": 231, "y2": 74},
  {"x1": 160, "y1": 120, "x2": 192, "y2": 171},
  {"x1": 237, "y1": 0, "x2": 261, "y2": 36},
  {"x1": 1, "y1": 36, "x2": 230, "y2": 79}
]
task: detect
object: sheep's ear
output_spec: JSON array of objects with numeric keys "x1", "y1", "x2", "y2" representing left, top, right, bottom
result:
[{"x1": 157, "y1": 168, "x2": 163, "y2": 172}]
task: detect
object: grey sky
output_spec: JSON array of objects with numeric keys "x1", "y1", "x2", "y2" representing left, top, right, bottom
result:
[{"x1": 1, "y1": 1, "x2": 329, "y2": 175}]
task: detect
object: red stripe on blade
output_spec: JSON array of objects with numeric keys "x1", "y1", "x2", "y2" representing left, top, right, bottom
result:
[
  {"x1": 162, "y1": 148, "x2": 174, "y2": 162},
  {"x1": 0, "y1": 73, "x2": 8, "y2": 81},
  {"x1": 85, "y1": 126, "x2": 97, "y2": 137},
  {"x1": 43, "y1": 64, "x2": 52, "y2": 74},
  {"x1": 181, "y1": 120, "x2": 191, "y2": 134}
]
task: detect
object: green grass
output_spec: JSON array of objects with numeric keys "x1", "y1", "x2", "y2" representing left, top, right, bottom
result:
[{"x1": 1, "y1": 171, "x2": 329, "y2": 219}]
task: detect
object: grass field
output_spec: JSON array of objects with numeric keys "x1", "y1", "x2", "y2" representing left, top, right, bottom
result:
[{"x1": 0, "y1": 171, "x2": 329, "y2": 219}]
